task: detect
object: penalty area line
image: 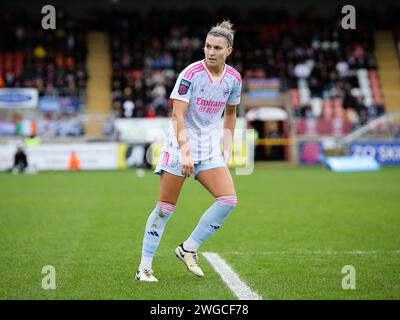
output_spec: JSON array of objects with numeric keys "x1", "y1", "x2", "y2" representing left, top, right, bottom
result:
[{"x1": 202, "y1": 252, "x2": 263, "y2": 300}]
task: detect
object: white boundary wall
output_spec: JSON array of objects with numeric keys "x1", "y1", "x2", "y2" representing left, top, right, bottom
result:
[{"x1": 0, "y1": 143, "x2": 119, "y2": 171}]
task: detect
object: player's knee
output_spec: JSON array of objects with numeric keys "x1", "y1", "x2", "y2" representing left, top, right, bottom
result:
[{"x1": 216, "y1": 195, "x2": 238, "y2": 208}]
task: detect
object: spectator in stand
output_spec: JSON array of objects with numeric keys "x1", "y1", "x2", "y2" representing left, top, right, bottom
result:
[
  {"x1": 145, "y1": 105, "x2": 156, "y2": 118},
  {"x1": 346, "y1": 108, "x2": 360, "y2": 130},
  {"x1": 355, "y1": 96, "x2": 369, "y2": 125},
  {"x1": 355, "y1": 96, "x2": 367, "y2": 115},
  {"x1": 359, "y1": 108, "x2": 369, "y2": 126},
  {"x1": 134, "y1": 100, "x2": 145, "y2": 117},
  {"x1": 300, "y1": 105, "x2": 313, "y2": 118},
  {"x1": 123, "y1": 100, "x2": 135, "y2": 118},
  {"x1": 294, "y1": 59, "x2": 312, "y2": 79},
  {"x1": 112, "y1": 100, "x2": 123, "y2": 118},
  {"x1": 336, "y1": 57, "x2": 349, "y2": 78}
]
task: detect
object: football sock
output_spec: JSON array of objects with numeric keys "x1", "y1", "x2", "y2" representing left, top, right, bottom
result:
[
  {"x1": 182, "y1": 237, "x2": 200, "y2": 252},
  {"x1": 139, "y1": 201, "x2": 175, "y2": 270},
  {"x1": 183, "y1": 196, "x2": 237, "y2": 252}
]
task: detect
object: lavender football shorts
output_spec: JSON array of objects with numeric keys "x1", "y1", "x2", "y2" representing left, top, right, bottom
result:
[{"x1": 154, "y1": 151, "x2": 226, "y2": 178}]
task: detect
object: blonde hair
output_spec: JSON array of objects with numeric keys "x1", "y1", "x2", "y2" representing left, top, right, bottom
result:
[{"x1": 207, "y1": 20, "x2": 235, "y2": 47}]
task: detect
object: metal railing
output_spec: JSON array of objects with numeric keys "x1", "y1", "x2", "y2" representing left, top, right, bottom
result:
[{"x1": 339, "y1": 112, "x2": 400, "y2": 150}]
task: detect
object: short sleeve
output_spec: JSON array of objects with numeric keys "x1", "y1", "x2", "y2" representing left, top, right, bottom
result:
[
  {"x1": 170, "y1": 71, "x2": 193, "y2": 103},
  {"x1": 227, "y1": 78, "x2": 242, "y2": 105}
]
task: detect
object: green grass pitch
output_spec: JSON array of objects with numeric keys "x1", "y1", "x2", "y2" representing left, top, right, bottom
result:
[{"x1": 1, "y1": 165, "x2": 399, "y2": 299}]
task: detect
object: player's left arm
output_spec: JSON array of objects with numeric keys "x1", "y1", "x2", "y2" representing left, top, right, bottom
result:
[
  {"x1": 223, "y1": 104, "x2": 237, "y2": 164},
  {"x1": 223, "y1": 76, "x2": 242, "y2": 165}
]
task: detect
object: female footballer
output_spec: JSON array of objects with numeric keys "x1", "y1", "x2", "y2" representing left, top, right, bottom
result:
[{"x1": 136, "y1": 20, "x2": 242, "y2": 282}]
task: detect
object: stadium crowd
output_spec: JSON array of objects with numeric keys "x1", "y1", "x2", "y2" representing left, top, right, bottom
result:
[
  {"x1": 0, "y1": 9, "x2": 87, "y2": 136},
  {"x1": 1, "y1": 5, "x2": 400, "y2": 136},
  {"x1": 0, "y1": 9, "x2": 88, "y2": 99},
  {"x1": 109, "y1": 7, "x2": 388, "y2": 127}
]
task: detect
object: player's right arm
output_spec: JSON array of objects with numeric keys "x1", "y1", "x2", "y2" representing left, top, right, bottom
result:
[
  {"x1": 170, "y1": 66, "x2": 196, "y2": 177},
  {"x1": 171, "y1": 100, "x2": 194, "y2": 177}
]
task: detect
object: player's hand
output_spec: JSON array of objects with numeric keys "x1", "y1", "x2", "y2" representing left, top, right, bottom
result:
[
  {"x1": 181, "y1": 152, "x2": 194, "y2": 178},
  {"x1": 223, "y1": 149, "x2": 231, "y2": 165}
]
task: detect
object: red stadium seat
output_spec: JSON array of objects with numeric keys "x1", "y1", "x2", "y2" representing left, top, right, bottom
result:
[{"x1": 323, "y1": 99, "x2": 333, "y2": 120}]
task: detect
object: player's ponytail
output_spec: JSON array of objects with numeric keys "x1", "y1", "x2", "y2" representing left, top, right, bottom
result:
[{"x1": 208, "y1": 20, "x2": 235, "y2": 47}]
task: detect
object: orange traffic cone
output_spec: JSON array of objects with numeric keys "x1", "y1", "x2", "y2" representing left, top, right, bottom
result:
[{"x1": 68, "y1": 151, "x2": 81, "y2": 171}]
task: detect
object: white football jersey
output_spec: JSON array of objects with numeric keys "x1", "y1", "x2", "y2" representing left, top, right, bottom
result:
[{"x1": 164, "y1": 59, "x2": 242, "y2": 161}]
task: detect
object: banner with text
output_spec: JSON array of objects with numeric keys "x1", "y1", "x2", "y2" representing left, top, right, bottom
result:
[
  {"x1": 350, "y1": 141, "x2": 400, "y2": 164},
  {"x1": 0, "y1": 88, "x2": 38, "y2": 108}
]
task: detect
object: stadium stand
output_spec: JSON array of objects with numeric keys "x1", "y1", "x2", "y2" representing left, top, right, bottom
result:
[
  {"x1": 108, "y1": 9, "x2": 387, "y2": 127},
  {"x1": 0, "y1": 9, "x2": 88, "y2": 136},
  {"x1": 1, "y1": 6, "x2": 399, "y2": 140},
  {"x1": 375, "y1": 30, "x2": 400, "y2": 114}
]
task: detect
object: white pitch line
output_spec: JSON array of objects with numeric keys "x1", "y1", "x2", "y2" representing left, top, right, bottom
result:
[{"x1": 202, "y1": 252, "x2": 263, "y2": 300}]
